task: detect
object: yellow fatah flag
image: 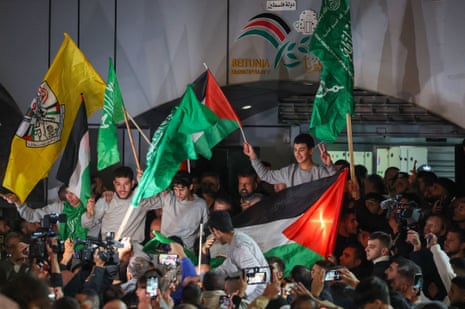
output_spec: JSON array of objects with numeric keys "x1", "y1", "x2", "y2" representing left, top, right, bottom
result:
[{"x1": 3, "y1": 33, "x2": 105, "y2": 202}]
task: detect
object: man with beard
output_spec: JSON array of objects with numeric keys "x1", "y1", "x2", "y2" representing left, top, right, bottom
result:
[
  {"x1": 237, "y1": 168, "x2": 263, "y2": 212},
  {"x1": 443, "y1": 228, "x2": 465, "y2": 259},
  {"x1": 82, "y1": 166, "x2": 158, "y2": 243}
]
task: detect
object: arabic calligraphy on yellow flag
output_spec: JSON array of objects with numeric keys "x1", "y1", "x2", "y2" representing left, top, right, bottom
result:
[{"x1": 3, "y1": 33, "x2": 105, "y2": 202}]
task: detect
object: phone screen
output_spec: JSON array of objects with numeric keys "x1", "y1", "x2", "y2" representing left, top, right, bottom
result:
[
  {"x1": 413, "y1": 273, "x2": 423, "y2": 290},
  {"x1": 243, "y1": 266, "x2": 268, "y2": 285},
  {"x1": 147, "y1": 276, "x2": 158, "y2": 298},
  {"x1": 219, "y1": 295, "x2": 230, "y2": 309},
  {"x1": 324, "y1": 270, "x2": 340, "y2": 281},
  {"x1": 158, "y1": 254, "x2": 178, "y2": 267}
]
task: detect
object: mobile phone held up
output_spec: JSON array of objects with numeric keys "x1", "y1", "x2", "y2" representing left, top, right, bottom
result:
[
  {"x1": 219, "y1": 295, "x2": 230, "y2": 309},
  {"x1": 242, "y1": 266, "x2": 269, "y2": 285},
  {"x1": 324, "y1": 270, "x2": 341, "y2": 281},
  {"x1": 147, "y1": 276, "x2": 158, "y2": 298},
  {"x1": 158, "y1": 254, "x2": 178, "y2": 267}
]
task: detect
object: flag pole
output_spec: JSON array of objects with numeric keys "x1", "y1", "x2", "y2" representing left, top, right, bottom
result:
[
  {"x1": 346, "y1": 113, "x2": 359, "y2": 200},
  {"x1": 123, "y1": 108, "x2": 142, "y2": 173},
  {"x1": 125, "y1": 112, "x2": 151, "y2": 145},
  {"x1": 198, "y1": 222, "x2": 203, "y2": 274},
  {"x1": 115, "y1": 205, "x2": 134, "y2": 240}
]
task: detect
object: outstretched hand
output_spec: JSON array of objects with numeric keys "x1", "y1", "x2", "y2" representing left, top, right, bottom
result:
[
  {"x1": 243, "y1": 142, "x2": 257, "y2": 160},
  {"x1": 317, "y1": 143, "x2": 332, "y2": 166}
]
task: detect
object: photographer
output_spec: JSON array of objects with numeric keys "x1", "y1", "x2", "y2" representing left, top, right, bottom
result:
[
  {"x1": 3, "y1": 185, "x2": 87, "y2": 243},
  {"x1": 63, "y1": 240, "x2": 117, "y2": 298},
  {"x1": 383, "y1": 193, "x2": 423, "y2": 257}
]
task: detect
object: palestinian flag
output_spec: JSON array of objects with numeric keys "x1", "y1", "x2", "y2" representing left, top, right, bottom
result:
[
  {"x1": 56, "y1": 98, "x2": 91, "y2": 205},
  {"x1": 233, "y1": 169, "x2": 348, "y2": 277},
  {"x1": 191, "y1": 69, "x2": 241, "y2": 159}
]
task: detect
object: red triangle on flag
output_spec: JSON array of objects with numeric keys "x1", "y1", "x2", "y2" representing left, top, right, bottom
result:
[
  {"x1": 283, "y1": 169, "x2": 348, "y2": 257},
  {"x1": 205, "y1": 70, "x2": 242, "y2": 125}
]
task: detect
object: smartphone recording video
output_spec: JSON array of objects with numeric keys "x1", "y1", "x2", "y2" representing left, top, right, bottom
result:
[
  {"x1": 243, "y1": 266, "x2": 269, "y2": 285},
  {"x1": 324, "y1": 270, "x2": 341, "y2": 281},
  {"x1": 219, "y1": 295, "x2": 230, "y2": 309},
  {"x1": 158, "y1": 254, "x2": 178, "y2": 267},
  {"x1": 284, "y1": 283, "x2": 295, "y2": 295},
  {"x1": 147, "y1": 276, "x2": 158, "y2": 298}
]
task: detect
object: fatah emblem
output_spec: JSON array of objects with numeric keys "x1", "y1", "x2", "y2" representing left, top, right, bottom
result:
[{"x1": 16, "y1": 82, "x2": 64, "y2": 147}]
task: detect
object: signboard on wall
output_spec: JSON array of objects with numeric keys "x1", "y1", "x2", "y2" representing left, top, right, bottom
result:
[{"x1": 228, "y1": 0, "x2": 323, "y2": 83}]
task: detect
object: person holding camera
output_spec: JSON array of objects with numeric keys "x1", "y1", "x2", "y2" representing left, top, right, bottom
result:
[{"x1": 3, "y1": 184, "x2": 87, "y2": 243}]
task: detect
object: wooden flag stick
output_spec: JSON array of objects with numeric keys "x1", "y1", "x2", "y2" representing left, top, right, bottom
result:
[
  {"x1": 125, "y1": 112, "x2": 151, "y2": 145},
  {"x1": 123, "y1": 108, "x2": 142, "y2": 173},
  {"x1": 198, "y1": 222, "x2": 203, "y2": 274},
  {"x1": 346, "y1": 113, "x2": 360, "y2": 200},
  {"x1": 115, "y1": 204, "x2": 134, "y2": 241}
]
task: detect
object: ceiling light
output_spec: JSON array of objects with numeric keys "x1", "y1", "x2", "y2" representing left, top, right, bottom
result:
[{"x1": 241, "y1": 105, "x2": 252, "y2": 110}]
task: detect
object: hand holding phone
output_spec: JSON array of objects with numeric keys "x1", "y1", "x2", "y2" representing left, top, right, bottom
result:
[
  {"x1": 324, "y1": 270, "x2": 341, "y2": 281},
  {"x1": 243, "y1": 266, "x2": 269, "y2": 285},
  {"x1": 147, "y1": 276, "x2": 158, "y2": 298}
]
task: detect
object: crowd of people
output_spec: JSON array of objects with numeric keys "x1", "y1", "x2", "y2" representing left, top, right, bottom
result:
[{"x1": 0, "y1": 133, "x2": 465, "y2": 309}]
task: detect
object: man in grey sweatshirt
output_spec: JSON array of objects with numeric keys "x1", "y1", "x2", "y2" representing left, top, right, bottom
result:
[
  {"x1": 242, "y1": 133, "x2": 336, "y2": 188},
  {"x1": 82, "y1": 166, "x2": 158, "y2": 243}
]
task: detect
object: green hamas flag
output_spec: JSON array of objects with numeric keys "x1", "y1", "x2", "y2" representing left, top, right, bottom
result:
[
  {"x1": 131, "y1": 85, "x2": 219, "y2": 207},
  {"x1": 97, "y1": 58, "x2": 125, "y2": 170},
  {"x1": 309, "y1": 0, "x2": 354, "y2": 143}
]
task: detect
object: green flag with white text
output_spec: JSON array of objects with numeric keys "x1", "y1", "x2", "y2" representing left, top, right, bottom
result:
[
  {"x1": 97, "y1": 58, "x2": 125, "y2": 170},
  {"x1": 309, "y1": 0, "x2": 354, "y2": 143},
  {"x1": 131, "y1": 85, "x2": 219, "y2": 207}
]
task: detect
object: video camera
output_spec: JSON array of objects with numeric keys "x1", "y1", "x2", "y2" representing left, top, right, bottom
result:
[
  {"x1": 29, "y1": 213, "x2": 67, "y2": 261},
  {"x1": 380, "y1": 195, "x2": 422, "y2": 230},
  {"x1": 75, "y1": 232, "x2": 122, "y2": 265}
]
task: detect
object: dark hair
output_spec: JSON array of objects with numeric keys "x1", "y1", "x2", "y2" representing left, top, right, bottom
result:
[
  {"x1": 451, "y1": 275, "x2": 465, "y2": 290},
  {"x1": 339, "y1": 206, "x2": 356, "y2": 221},
  {"x1": 52, "y1": 296, "x2": 80, "y2": 309},
  {"x1": 365, "y1": 174, "x2": 387, "y2": 194},
  {"x1": 369, "y1": 231, "x2": 393, "y2": 250},
  {"x1": 343, "y1": 242, "x2": 367, "y2": 262},
  {"x1": 237, "y1": 167, "x2": 258, "y2": 181},
  {"x1": 1, "y1": 274, "x2": 51, "y2": 308},
  {"x1": 290, "y1": 295, "x2": 318, "y2": 309},
  {"x1": 334, "y1": 159, "x2": 350, "y2": 168},
  {"x1": 266, "y1": 256, "x2": 286, "y2": 273},
  {"x1": 181, "y1": 282, "x2": 202, "y2": 305},
  {"x1": 354, "y1": 276, "x2": 390, "y2": 306},
  {"x1": 207, "y1": 211, "x2": 234, "y2": 233},
  {"x1": 114, "y1": 166, "x2": 134, "y2": 180},
  {"x1": 290, "y1": 265, "x2": 312, "y2": 289},
  {"x1": 172, "y1": 171, "x2": 192, "y2": 187},
  {"x1": 202, "y1": 271, "x2": 225, "y2": 291},
  {"x1": 4, "y1": 231, "x2": 22, "y2": 248},
  {"x1": 416, "y1": 171, "x2": 437, "y2": 187},
  {"x1": 435, "y1": 177, "x2": 456, "y2": 198},
  {"x1": 213, "y1": 194, "x2": 233, "y2": 210},
  {"x1": 392, "y1": 256, "x2": 422, "y2": 286},
  {"x1": 293, "y1": 133, "x2": 315, "y2": 148},
  {"x1": 447, "y1": 227, "x2": 465, "y2": 243},
  {"x1": 450, "y1": 257, "x2": 465, "y2": 275}
]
